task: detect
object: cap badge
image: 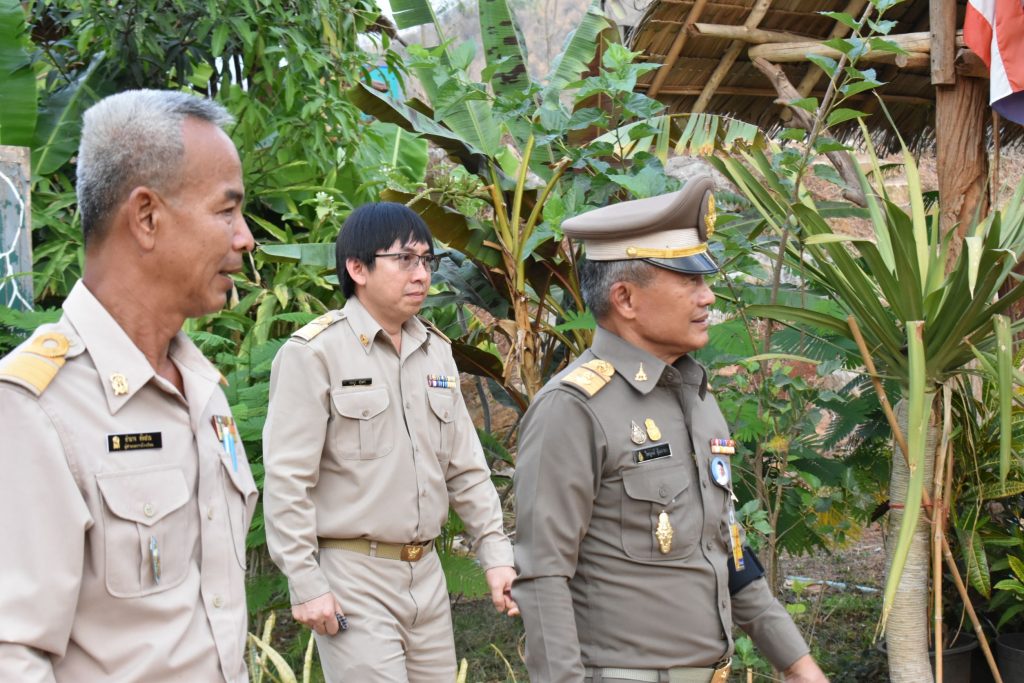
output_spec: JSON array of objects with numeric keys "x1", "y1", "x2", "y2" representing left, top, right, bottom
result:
[
  {"x1": 630, "y1": 420, "x2": 647, "y2": 445},
  {"x1": 704, "y1": 194, "x2": 717, "y2": 238}
]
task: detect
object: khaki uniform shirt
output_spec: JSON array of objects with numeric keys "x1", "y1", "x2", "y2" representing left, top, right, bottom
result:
[
  {"x1": 513, "y1": 327, "x2": 809, "y2": 682},
  {"x1": 263, "y1": 296, "x2": 513, "y2": 605},
  {"x1": 0, "y1": 281, "x2": 258, "y2": 682}
]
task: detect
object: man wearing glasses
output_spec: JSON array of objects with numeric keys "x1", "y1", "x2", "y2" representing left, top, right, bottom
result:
[{"x1": 263, "y1": 202, "x2": 517, "y2": 681}]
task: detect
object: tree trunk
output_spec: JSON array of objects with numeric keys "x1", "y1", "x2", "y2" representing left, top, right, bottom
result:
[{"x1": 885, "y1": 399, "x2": 937, "y2": 682}]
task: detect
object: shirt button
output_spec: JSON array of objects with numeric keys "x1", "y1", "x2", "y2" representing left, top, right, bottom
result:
[
  {"x1": 721, "y1": 599, "x2": 727, "y2": 609},
  {"x1": 207, "y1": 507, "x2": 215, "y2": 521},
  {"x1": 658, "y1": 486, "x2": 667, "y2": 497},
  {"x1": 143, "y1": 503, "x2": 156, "y2": 517},
  {"x1": 213, "y1": 595, "x2": 224, "y2": 609},
  {"x1": 361, "y1": 409, "x2": 369, "y2": 417},
  {"x1": 702, "y1": 480, "x2": 708, "y2": 488},
  {"x1": 406, "y1": 403, "x2": 412, "y2": 409},
  {"x1": 443, "y1": 410, "x2": 450, "y2": 419},
  {"x1": 706, "y1": 541, "x2": 713, "y2": 551}
]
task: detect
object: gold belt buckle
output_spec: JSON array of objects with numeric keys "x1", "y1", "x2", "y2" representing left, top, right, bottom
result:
[
  {"x1": 401, "y1": 544, "x2": 424, "y2": 561},
  {"x1": 709, "y1": 660, "x2": 731, "y2": 683}
]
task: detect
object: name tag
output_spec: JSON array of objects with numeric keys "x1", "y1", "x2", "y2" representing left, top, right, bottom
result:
[
  {"x1": 108, "y1": 432, "x2": 163, "y2": 452},
  {"x1": 341, "y1": 377, "x2": 372, "y2": 387},
  {"x1": 634, "y1": 443, "x2": 672, "y2": 463}
]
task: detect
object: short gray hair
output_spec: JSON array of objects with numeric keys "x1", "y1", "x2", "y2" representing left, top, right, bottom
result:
[
  {"x1": 578, "y1": 258, "x2": 657, "y2": 320},
  {"x1": 76, "y1": 89, "x2": 234, "y2": 243}
]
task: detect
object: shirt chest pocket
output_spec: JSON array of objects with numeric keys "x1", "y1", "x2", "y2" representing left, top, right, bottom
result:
[
  {"x1": 96, "y1": 466, "x2": 194, "y2": 598},
  {"x1": 620, "y1": 462, "x2": 700, "y2": 561},
  {"x1": 219, "y1": 455, "x2": 258, "y2": 569},
  {"x1": 331, "y1": 388, "x2": 394, "y2": 460},
  {"x1": 426, "y1": 390, "x2": 455, "y2": 463}
]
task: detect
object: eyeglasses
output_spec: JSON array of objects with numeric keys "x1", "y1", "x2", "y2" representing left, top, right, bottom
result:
[{"x1": 373, "y1": 252, "x2": 442, "y2": 273}]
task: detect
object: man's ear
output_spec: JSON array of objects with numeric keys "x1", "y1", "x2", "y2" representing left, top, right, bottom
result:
[
  {"x1": 607, "y1": 281, "x2": 638, "y2": 321},
  {"x1": 124, "y1": 186, "x2": 161, "y2": 251},
  {"x1": 346, "y1": 258, "x2": 369, "y2": 287}
]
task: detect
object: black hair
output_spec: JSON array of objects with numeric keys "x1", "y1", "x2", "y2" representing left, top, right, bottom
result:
[{"x1": 335, "y1": 202, "x2": 434, "y2": 298}]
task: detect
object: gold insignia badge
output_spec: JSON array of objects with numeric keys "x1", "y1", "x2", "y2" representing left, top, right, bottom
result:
[
  {"x1": 655, "y1": 510, "x2": 673, "y2": 554},
  {"x1": 635, "y1": 362, "x2": 648, "y2": 382},
  {"x1": 645, "y1": 418, "x2": 662, "y2": 442},
  {"x1": 110, "y1": 373, "x2": 129, "y2": 396},
  {"x1": 359, "y1": 334, "x2": 369, "y2": 346},
  {"x1": 630, "y1": 420, "x2": 647, "y2": 445},
  {"x1": 705, "y1": 194, "x2": 717, "y2": 237}
]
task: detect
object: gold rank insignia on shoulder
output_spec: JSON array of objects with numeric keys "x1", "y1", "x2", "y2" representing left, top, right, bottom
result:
[
  {"x1": 292, "y1": 311, "x2": 344, "y2": 342},
  {"x1": 0, "y1": 332, "x2": 72, "y2": 396},
  {"x1": 561, "y1": 359, "x2": 615, "y2": 397}
]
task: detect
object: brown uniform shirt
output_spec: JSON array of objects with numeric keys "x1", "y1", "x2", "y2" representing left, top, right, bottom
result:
[
  {"x1": 0, "y1": 281, "x2": 258, "y2": 682},
  {"x1": 513, "y1": 327, "x2": 809, "y2": 682},
  {"x1": 263, "y1": 295, "x2": 513, "y2": 605}
]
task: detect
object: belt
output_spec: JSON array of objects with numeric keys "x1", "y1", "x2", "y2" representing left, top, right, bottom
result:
[
  {"x1": 317, "y1": 537, "x2": 435, "y2": 562},
  {"x1": 585, "y1": 661, "x2": 731, "y2": 683}
]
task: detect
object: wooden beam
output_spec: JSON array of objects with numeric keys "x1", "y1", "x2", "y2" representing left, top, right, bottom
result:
[
  {"x1": 693, "y1": 0, "x2": 774, "y2": 113},
  {"x1": 647, "y1": 0, "x2": 709, "y2": 99},
  {"x1": 691, "y1": 23, "x2": 807, "y2": 44},
  {"x1": 636, "y1": 82, "x2": 932, "y2": 105},
  {"x1": 0, "y1": 146, "x2": 33, "y2": 310},
  {"x1": 955, "y1": 47, "x2": 988, "y2": 79},
  {"x1": 749, "y1": 30, "x2": 965, "y2": 64},
  {"x1": 797, "y1": 0, "x2": 868, "y2": 97},
  {"x1": 930, "y1": 0, "x2": 956, "y2": 85},
  {"x1": 751, "y1": 57, "x2": 867, "y2": 206}
]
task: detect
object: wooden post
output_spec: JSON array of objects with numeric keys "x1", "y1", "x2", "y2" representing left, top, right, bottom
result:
[
  {"x1": 936, "y1": 77, "x2": 989, "y2": 269},
  {"x1": 0, "y1": 146, "x2": 33, "y2": 311},
  {"x1": 930, "y1": 0, "x2": 956, "y2": 85}
]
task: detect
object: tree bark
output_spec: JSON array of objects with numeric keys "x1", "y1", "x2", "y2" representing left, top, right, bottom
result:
[{"x1": 886, "y1": 399, "x2": 936, "y2": 683}]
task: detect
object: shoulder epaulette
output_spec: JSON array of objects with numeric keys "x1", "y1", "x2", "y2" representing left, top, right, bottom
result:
[
  {"x1": 419, "y1": 317, "x2": 451, "y2": 344},
  {"x1": 291, "y1": 311, "x2": 345, "y2": 342},
  {"x1": 0, "y1": 332, "x2": 72, "y2": 396},
  {"x1": 560, "y1": 359, "x2": 615, "y2": 398}
]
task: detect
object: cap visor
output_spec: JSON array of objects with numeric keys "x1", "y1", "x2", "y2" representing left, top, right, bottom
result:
[{"x1": 645, "y1": 252, "x2": 719, "y2": 275}]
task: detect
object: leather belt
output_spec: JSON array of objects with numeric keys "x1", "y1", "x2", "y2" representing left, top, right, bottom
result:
[
  {"x1": 317, "y1": 537, "x2": 435, "y2": 562},
  {"x1": 585, "y1": 660, "x2": 731, "y2": 683}
]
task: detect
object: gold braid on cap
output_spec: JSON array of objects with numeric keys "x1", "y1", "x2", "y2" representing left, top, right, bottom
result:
[
  {"x1": 624, "y1": 244, "x2": 708, "y2": 259},
  {"x1": 705, "y1": 194, "x2": 716, "y2": 237}
]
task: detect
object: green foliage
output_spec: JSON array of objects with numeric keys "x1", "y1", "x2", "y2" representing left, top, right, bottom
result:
[{"x1": 0, "y1": 0, "x2": 36, "y2": 146}]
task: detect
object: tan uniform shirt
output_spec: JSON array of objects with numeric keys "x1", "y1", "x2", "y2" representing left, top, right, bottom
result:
[
  {"x1": 263, "y1": 295, "x2": 513, "y2": 605},
  {"x1": 0, "y1": 281, "x2": 258, "y2": 683},
  {"x1": 513, "y1": 327, "x2": 809, "y2": 682}
]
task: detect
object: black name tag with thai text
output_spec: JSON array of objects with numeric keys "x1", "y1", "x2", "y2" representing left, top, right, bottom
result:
[
  {"x1": 634, "y1": 443, "x2": 672, "y2": 463},
  {"x1": 108, "y1": 432, "x2": 163, "y2": 452},
  {"x1": 341, "y1": 378, "x2": 372, "y2": 387}
]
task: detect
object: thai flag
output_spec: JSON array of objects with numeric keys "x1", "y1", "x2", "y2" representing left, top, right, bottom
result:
[{"x1": 964, "y1": 0, "x2": 1024, "y2": 124}]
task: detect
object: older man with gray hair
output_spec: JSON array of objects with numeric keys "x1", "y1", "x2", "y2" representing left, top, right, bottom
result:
[
  {"x1": 513, "y1": 174, "x2": 828, "y2": 683},
  {"x1": 0, "y1": 90, "x2": 257, "y2": 682}
]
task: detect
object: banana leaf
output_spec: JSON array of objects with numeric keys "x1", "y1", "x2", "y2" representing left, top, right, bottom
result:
[{"x1": 0, "y1": 0, "x2": 35, "y2": 147}]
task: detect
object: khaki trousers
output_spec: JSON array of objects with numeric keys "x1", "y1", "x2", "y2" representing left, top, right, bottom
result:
[{"x1": 314, "y1": 547, "x2": 455, "y2": 682}]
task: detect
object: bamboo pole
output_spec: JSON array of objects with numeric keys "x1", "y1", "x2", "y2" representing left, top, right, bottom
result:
[
  {"x1": 848, "y1": 316, "x2": 1004, "y2": 683},
  {"x1": 646, "y1": 0, "x2": 709, "y2": 99},
  {"x1": 635, "y1": 82, "x2": 932, "y2": 105},
  {"x1": 749, "y1": 31, "x2": 965, "y2": 64},
  {"x1": 931, "y1": 388, "x2": 953, "y2": 682},
  {"x1": 691, "y1": 23, "x2": 807, "y2": 44},
  {"x1": 692, "y1": 0, "x2": 775, "y2": 113}
]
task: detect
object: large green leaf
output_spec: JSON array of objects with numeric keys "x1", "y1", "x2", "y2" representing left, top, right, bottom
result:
[
  {"x1": 33, "y1": 53, "x2": 108, "y2": 177},
  {"x1": 258, "y1": 243, "x2": 335, "y2": 269},
  {"x1": 388, "y1": 0, "x2": 438, "y2": 30},
  {"x1": 546, "y1": 2, "x2": 613, "y2": 92},
  {"x1": 0, "y1": 0, "x2": 35, "y2": 147},
  {"x1": 479, "y1": 0, "x2": 530, "y2": 99}
]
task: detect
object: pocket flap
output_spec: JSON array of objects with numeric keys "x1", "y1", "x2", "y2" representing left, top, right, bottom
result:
[
  {"x1": 220, "y1": 453, "x2": 258, "y2": 498},
  {"x1": 622, "y1": 464, "x2": 689, "y2": 504},
  {"x1": 96, "y1": 466, "x2": 190, "y2": 526},
  {"x1": 332, "y1": 388, "x2": 389, "y2": 420},
  {"x1": 426, "y1": 390, "x2": 455, "y2": 424}
]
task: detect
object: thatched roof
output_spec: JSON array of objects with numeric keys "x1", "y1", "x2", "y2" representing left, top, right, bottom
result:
[{"x1": 627, "y1": 0, "x2": 1023, "y2": 153}]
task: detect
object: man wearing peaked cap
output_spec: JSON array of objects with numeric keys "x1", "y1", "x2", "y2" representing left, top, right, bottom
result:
[{"x1": 513, "y1": 173, "x2": 828, "y2": 683}]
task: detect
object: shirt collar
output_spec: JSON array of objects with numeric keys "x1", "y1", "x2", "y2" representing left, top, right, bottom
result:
[
  {"x1": 63, "y1": 281, "x2": 221, "y2": 415},
  {"x1": 342, "y1": 295, "x2": 428, "y2": 357},
  {"x1": 591, "y1": 326, "x2": 707, "y2": 398}
]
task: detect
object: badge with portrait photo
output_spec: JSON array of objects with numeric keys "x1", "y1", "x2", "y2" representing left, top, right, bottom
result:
[{"x1": 710, "y1": 456, "x2": 731, "y2": 488}]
